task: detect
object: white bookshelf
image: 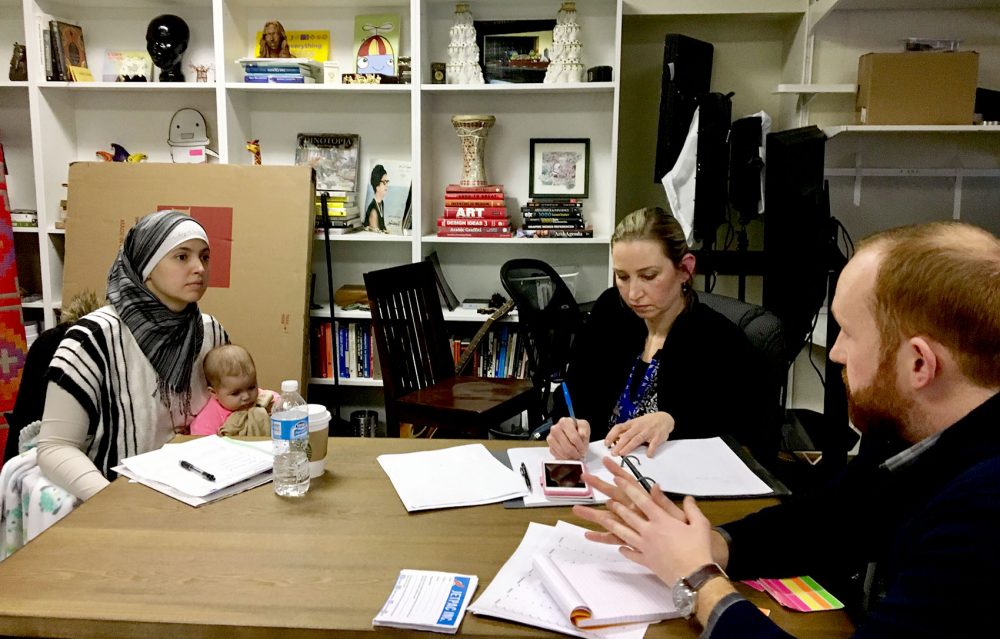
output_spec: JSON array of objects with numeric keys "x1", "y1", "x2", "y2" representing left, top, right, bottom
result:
[{"x1": 5, "y1": 0, "x2": 998, "y2": 418}]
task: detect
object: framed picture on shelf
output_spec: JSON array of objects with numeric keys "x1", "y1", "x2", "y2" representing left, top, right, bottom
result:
[
  {"x1": 528, "y1": 138, "x2": 590, "y2": 199},
  {"x1": 474, "y1": 19, "x2": 555, "y2": 84}
]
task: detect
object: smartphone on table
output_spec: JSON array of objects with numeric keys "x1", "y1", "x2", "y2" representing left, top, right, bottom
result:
[{"x1": 541, "y1": 460, "x2": 594, "y2": 498}]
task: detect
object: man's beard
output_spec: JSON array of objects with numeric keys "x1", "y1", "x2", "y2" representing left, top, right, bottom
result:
[{"x1": 842, "y1": 350, "x2": 912, "y2": 441}]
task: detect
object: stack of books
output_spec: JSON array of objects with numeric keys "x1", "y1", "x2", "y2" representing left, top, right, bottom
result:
[
  {"x1": 518, "y1": 198, "x2": 593, "y2": 238},
  {"x1": 236, "y1": 57, "x2": 321, "y2": 84},
  {"x1": 437, "y1": 184, "x2": 513, "y2": 238},
  {"x1": 315, "y1": 194, "x2": 360, "y2": 235}
]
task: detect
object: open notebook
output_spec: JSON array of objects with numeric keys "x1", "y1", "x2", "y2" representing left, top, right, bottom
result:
[{"x1": 533, "y1": 555, "x2": 679, "y2": 628}]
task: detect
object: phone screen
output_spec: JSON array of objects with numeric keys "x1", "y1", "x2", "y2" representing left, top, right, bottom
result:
[{"x1": 544, "y1": 462, "x2": 586, "y2": 488}]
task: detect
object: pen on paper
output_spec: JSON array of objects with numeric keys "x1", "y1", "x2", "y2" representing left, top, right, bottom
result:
[
  {"x1": 561, "y1": 382, "x2": 586, "y2": 461},
  {"x1": 520, "y1": 462, "x2": 532, "y2": 490},
  {"x1": 620, "y1": 455, "x2": 653, "y2": 493},
  {"x1": 179, "y1": 460, "x2": 216, "y2": 482}
]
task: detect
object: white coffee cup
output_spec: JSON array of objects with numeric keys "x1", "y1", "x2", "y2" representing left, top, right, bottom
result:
[{"x1": 306, "y1": 404, "x2": 331, "y2": 478}]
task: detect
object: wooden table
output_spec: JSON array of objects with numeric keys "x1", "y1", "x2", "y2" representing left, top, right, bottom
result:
[{"x1": 0, "y1": 439, "x2": 855, "y2": 638}]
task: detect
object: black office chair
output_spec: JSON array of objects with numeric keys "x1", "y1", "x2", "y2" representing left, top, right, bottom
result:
[
  {"x1": 500, "y1": 259, "x2": 583, "y2": 428},
  {"x1": 700, "y1": 291, "x2": 858, "y2": 492}
]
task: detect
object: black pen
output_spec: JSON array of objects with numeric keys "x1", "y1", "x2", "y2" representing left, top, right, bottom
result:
[
  {"x1": 519, "y1": 462, "x2": 532, "y2": 490},
  {"x1": 179, "y1": 460, "x2": 216, "y2": 482},
  {"x1": 620, "y1": 455, "x2": 653, "y2": 493}
]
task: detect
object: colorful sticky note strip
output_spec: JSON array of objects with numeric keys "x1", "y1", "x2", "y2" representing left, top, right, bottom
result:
[{"x1": 742, "y1": 576, "x2": 844, "y2": 613}]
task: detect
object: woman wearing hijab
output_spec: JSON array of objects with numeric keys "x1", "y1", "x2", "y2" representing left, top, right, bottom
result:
[{"x1": 36, "y1": 210, "x2": 228, "y2": 501}]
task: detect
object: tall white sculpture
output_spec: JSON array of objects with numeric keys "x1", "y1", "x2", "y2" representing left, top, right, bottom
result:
[
  {"x1": 544, "y1": 2, "x2": 585, "y2": 84},
  {"x1": 446, "y1": 3, "x2": 485, "y2": 85}
]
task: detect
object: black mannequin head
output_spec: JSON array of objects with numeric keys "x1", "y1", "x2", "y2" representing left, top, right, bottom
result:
[{"x1": 146, "y1": 14, "x2": 190, "y2": 82}]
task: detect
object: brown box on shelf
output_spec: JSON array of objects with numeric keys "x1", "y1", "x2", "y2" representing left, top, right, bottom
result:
[
  {"x1": 62, "y1": 162, "x2": 315, "y2": 391},
  {"x1": 855, "y1": 51, "x2": 979, "y2": 125}
]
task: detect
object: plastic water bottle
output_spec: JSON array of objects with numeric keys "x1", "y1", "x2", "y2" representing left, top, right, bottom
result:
[{"x1": 271, "y1": 380, "x2": 310, "y2": 497}]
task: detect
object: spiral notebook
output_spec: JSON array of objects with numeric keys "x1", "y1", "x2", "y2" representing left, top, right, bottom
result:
[{"x1": 533, "y1": 555, "x2": 679, "y2": 628}]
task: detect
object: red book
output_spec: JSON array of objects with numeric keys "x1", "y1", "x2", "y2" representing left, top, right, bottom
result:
[
  {"x1": 444, "y1": 192, "x2": 505, "y2": 203},
  {"x1": 437, "y1": 218, "x2": 511, "y2": 227},
  {"x1": 437, "y1": 230, "x2": 513, "y2": 238},
  {"x1": 445, "y1": 184, "x2": 504, "y2": 193},
  {"x1": 442, "y1": 206, "x2": 508, "y2": 218}
]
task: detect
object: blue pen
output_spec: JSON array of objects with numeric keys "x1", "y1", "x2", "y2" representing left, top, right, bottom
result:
[
  {"x1": 562, "y1": 381, "x2": 576, "y2": 420},
  {"x1": 561, "y1": 382, "x2": 586, "y2": 460}
]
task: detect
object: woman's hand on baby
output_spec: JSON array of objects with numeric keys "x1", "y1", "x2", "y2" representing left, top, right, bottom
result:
[
  {"x1": 547, "y1": 417, "x2": 591, "y2": 460},
  {"x1": 605, "y1": 411, "x2": 675, "y2": 457}
]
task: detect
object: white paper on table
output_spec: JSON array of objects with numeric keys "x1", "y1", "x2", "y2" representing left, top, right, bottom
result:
[
  {"x1": 624, "y1": 437, "x2": 772, "y2": 497},
  {"x1": 377, "y1": 444, "x2": 528, "y2": 512},
  {"x1": 468, "y1": 521, "x2": 648, "y2": 639},
  {"x1": 507, "y1": 443, "x2": 615, "y2": 507},
  {"x1": 120, "y1": 436, "x2": 273, "y2": 497}
]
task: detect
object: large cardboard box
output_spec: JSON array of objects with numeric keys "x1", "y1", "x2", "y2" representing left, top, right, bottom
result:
[
  {"x1": 856, "y1": 51, "x2": 979, "y2": 125},
  {"x1": 63, "y1": 163, "x2": 314, "y2": 392}
]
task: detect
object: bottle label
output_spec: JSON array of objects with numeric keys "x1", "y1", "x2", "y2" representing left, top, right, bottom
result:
[{"x1": 271, "y1": 415, "x2": 308, "y2": 441}]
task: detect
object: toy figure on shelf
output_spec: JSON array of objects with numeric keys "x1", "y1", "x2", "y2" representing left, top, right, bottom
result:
[
  {"x1": 258, "y1": 21, "x2": 291, "y2": 58},
  {"x1": 95, "y1": 143, "x2": 144, "y2": 162},
  {"x1": 145, "y1": 14, "x2": 189, "y2": 82},
  {"x1": 189, "y1": 63, "x2": 212, "y2": 83},
  {"x1": 167, "y1": 108, "x2": 218, "y2": 164},
  {"x1": 246, "y1": 140, "x2": 262, "y2": 165},
  {"x1": 9, "y1": 42, "x2": 27, "y2": 81}
]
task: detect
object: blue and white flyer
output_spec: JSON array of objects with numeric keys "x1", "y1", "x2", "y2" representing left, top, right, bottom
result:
[{"x1": 373, "y1": 570, "x2": 479, "y2": 634}]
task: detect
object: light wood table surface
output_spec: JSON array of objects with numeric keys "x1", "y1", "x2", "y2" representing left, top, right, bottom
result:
[{"x1": 0, "y1": 438, "x2": 854, "y2": 638}]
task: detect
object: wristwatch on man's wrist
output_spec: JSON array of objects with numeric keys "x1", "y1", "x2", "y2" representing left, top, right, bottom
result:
[{"x1": 672, "y1": 563, "x2": 729, "y2": 619}]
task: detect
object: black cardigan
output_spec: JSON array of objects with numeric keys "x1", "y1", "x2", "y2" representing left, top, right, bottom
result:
[{"x1": 560, "y1": 287, "x2": 776, "y2": 462}]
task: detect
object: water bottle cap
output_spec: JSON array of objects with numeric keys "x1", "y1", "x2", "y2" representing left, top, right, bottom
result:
[{"x1": 281, "y1": 380, "x2": 299, "y2": 392}]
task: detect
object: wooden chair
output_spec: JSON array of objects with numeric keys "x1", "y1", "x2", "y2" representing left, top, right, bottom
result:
[{"x1": 364, "y1": 261, "x2": 536, "y2": 438}]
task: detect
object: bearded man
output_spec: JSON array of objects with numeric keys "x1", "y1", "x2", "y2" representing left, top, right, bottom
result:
[{"x1": 575, "y1": 221, "x2": 1000, "y2": 638}]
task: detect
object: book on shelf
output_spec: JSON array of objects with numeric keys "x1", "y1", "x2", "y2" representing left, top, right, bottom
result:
[
  {"x1": 521, "y1": 209, "x2": 585, "y2": 218},
  {"x1": 237, "y1": 57, "x2": 322, "y2": 76},
  {"x1": 522, "y1": 221, "x2": 587, "y2": 229},
  {"x1": 103, "y1": 50, "x2": 153, "y2": 82},
  {"x1": 438, "y1": 218, "x2": 510, "y2": 228},
  {"x1": 524, "y1": 198, "x2": 582, "y2": 206},
  {"x1": 445, "y1": 184, "x2": 504, "y2": 194},
  {"x1": 242, "y1": 64, "x2": 307, "y2": 74},
  {"x1": 442, "y1": 206, "x2": 507, "y2": 218},
  {"x1": 68, "y1": 66, "x2": 94, "y2": 82},
  {"x1": 250, "y1": 29, "x2": 330, "y2": 62},
  {"x1": 444, "y1": 192, "x2": 506, "y2": 204},
  {"x1": 244, "y1": 73, "x2": 316, "y2": 83},
  {"x1": 363, "y1": 159, "x2": 412, "y2": 234},
  {"x1": 295, "y1": 133, "x2": 361, "y2": 194},
  {"x1": 354, "y1": 14, "x2": 400, "y2": 77},
  {"x1": 52, "y1": 20, "x2": 87, "y2": 82},
  {"x1": 438, "y1": 229, "x2": 513, "y2": 238},
  {"x1": 516, "y1": 228, "x2": 595, "y2": 239}
]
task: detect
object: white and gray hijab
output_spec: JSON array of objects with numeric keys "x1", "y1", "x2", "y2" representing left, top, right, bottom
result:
[{"x1": 105, "y1": 210, "x2": 209, "y2": 414}]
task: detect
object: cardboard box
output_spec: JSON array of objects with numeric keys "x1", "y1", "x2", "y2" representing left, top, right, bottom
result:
[
  {"x1": 856, "y1": 51, "x2": 979, "y2": 125},
  {"x1": 63, "y1": 163, "x2": 315, "y2": 392}
]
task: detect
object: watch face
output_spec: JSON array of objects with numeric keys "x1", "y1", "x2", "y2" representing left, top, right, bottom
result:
[{"x1": 672, "y1": 581, "x2": 695, "y2": 618}]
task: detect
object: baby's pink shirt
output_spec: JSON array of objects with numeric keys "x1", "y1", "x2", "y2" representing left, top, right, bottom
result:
[{"x1": 190, "y1": 396, "x2": 234, "y2": 436}]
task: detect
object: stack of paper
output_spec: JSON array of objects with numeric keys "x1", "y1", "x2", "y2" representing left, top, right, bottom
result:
[
  {"x1": 113, "y1": 436, "x2": 273, "y2": 507},
  {"x1": 469, "y1": 521, "x2": 650, "y2": 638},
  {"x1": 510, "y1": 437, "x2": 772, "y2": 505},
  {"x1": 377, "y1": 444, "x2": 528, "y2": 511},
  {"x1": 373, "y1": 570, "x2": 478, "y2": 634}
]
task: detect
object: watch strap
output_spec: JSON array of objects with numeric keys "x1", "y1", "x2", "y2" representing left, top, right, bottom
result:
[{"x1": 682, "y1": 562, "x2": 728, "y2": 591}]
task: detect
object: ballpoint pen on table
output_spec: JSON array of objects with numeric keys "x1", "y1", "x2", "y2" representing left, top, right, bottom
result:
[
  {"x1": 519, "y1": 462, "x2": 532, "y2": 490},
  {"x1": 620, "y1": 455, "x2": 654, "y2": 493},
  {"x1": 179, "y1": 460, "x2": 216, "y2": 482}
]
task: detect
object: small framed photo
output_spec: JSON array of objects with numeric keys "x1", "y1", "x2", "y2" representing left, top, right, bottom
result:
[{"x1": 529, "y1": 138, "x2": 590, "y2": 199}]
